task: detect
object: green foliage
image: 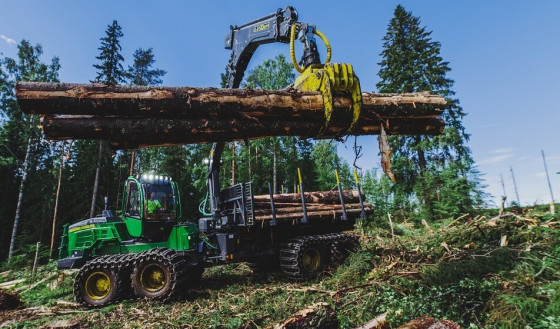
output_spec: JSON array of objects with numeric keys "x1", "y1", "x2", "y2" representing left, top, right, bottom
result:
[
  {"x1": 243, "y1": 54, "x2": 294, "y2": 90},
  {"x1": 93, "y1": 20, "x2": 126, "y2": 84},
  {"x1": 127, "y1": 48, "x2": 166, "y2": 85},
  {"x1": 376, "y1": 5, "x2": 485, "y2": 221},
  {"x1": 0, "y1": 40, "x2": 60, "y2": 260}
]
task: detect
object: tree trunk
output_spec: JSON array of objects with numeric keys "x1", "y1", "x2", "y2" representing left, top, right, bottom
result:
[
  {"x1": 15, "y1": 82, "x2": 446, "y2": 149},
  {"x1": 253, "y1": 190, "x2": 361, "y2": 204},
  {"x1": 16, "y1": 82, "x2": 447, "y2": 118},
  {"x1": 39, "y1": 115, "x2": 444, "y2": 149},
  {"x1": 90, "y1": 141, "x2": 104, "y2": 218},
  {"x1": 273, "y1": 138, "x2": 277, "y2": 194},
  {"x1": 8, "y1": 123, "x2": 34, "y2": 260},
  {"x1": 129, "y1": 150, "x2": 135, "y2": 176},
  {"x1": 231, "y1": 142, "x2": 235, "y2": 185},
  {"x1": 50, "y1": 141, "x2": 65, "y2": 258}
]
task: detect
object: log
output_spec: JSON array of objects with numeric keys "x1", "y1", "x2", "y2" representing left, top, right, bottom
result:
[
  {"x1": 15, "y1": 82, "x2": 446, "y2": 149},
  {"x1": 40, "y1": 115, "x2": 443, "y2": 149},
  {"x1": 254, "y1": 190, "x2": 361, "y2": 204},
  {"x1": 255, "y1": 207, "x2": 371, "y2": 221},
  {"x1": 16, "y1": 82, "x2": 447, "y2": 118},
  {"x1": 254, "y1": 203, "x2": 370, "y2": 215}
]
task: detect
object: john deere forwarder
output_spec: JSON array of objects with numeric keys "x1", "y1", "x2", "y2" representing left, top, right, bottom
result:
[{"x1": 56, "y1": 7, "x2": 367, "y2": 307}]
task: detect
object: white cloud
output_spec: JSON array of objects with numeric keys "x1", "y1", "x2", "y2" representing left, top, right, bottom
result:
[
  {"x1": 491, "y1": 148, "x2": 515, "y2": 154},
  {"x1": 478, "y1": 153, "x2": 513, "y2": 165},
  {"x1": 534, "y1": 172, "x2": 547, "y2": 177},
  {"x1": 0, "y1": 34, "x2": 16, "y2": 45}
]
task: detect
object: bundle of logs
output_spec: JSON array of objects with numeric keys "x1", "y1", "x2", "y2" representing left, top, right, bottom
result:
[
  {"x1": 253, "y1": 190, "x2": 372, "y2": 222},
  {"x1": 15, "y1": 82, "x2": 447, "y2": 149}
]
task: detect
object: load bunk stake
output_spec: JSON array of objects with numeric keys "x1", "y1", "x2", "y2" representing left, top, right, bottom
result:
[
  {"x1": 335, "y1": 169, "x2": 348, "y2": 221},
  {"x1": 354, "y1": 169, "x2": 367, "y2": 219},
  {"x1": 298, "y1": 168, "x2": 308, "y2": 224},
  {"x1": 268, "y1": 182, "x2": 277, "y2": 227}
]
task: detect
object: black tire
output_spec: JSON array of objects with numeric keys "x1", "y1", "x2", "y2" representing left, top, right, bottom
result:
[
  {"x1": 130, "y1": 248, "x2": 185, "y2": 302},
  {"x1": 280, "y1": 236, "x2": 327, "y2": 280},
  {"x1": 74, "y1": 256, "x2": 123, "y2": 308},
  {"x1": 331, "y1": 234, "x2": 360, "y2": 265}
]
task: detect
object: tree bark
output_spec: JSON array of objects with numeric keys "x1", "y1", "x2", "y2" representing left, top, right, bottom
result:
[
  {"x1": 89, "y1": 141, "x2": 104, "y2": 218},
  {"x1": 15, "y1": 82, "x2": 446, "y2": 149},
  {"x1": 255, "y1": 207, "x2": 371, "y2": 221},
  {"x1": 8, "y1": 122, "x2": 34, "y2": 260},
  {"x1": 39, "y1": 115, "x2": 444, "y2": 149},
  {"x1": 16, "y1": 82, "x2": 447, "y2": 118},
  {"x1": 254, "y1": 190, "x2": 361, "y2": 204}
]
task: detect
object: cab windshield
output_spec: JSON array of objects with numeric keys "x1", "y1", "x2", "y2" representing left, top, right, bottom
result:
[{"x1": 143, "y1": 183, "x2": 176, "y2": 219}]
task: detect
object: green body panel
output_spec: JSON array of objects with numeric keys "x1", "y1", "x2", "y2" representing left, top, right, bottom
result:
[
  {"x1": 61, "y1": 221, "x2": 198, "y2": 260},
  {"x1": 124, "y1": 217, "x2": 143, "y2": 237},
  {"x1": 166, "y1": 223, "x2": 198, "y2": 251}
]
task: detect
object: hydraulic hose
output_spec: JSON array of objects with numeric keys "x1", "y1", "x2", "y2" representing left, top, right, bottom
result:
[{"x1": 290, "y1": 25, "x2": 332, "y2": 73}]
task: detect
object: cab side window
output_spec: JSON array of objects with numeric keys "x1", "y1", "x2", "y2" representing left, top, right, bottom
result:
[{"x1": 126, "y1": 182, "x2": 140, "y2": 217}]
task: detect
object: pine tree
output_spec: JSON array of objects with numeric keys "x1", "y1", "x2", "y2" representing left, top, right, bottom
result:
[
  {"x1": 376, "y1": 5, "x2": 484, "y2": 219},
  {"x1": 93, "y1": 20, "x2": 126, "y2": 84},
  {"x1": 127, "y1": 48, "x2": 166, "y2": 86}
]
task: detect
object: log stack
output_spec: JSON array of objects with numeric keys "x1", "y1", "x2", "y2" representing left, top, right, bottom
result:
[
  {"x1": 253, "y1": 190, "x2": 372, "y2": 222},
  {"x1": 15, "y1": 82, "x2": 447, "y2": 149}
]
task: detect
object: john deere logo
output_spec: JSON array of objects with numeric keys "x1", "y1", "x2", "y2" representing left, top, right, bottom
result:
[{"x1": 254, "y1": 22, "x2": 270, "y2": 32}]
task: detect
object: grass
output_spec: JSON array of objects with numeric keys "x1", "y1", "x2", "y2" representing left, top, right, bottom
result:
[{"x1": 1, "y1": 205, "x2": 559, "y2": 328}]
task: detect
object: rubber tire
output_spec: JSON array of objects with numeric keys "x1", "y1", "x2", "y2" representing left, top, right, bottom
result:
[
  {"x1": 74, "y1": 260, "x2": 121, "y2": 308},
  {"x1": 131, "y1": 256, "x2": 173, "y2": 300},
  {"x1": 299, "y1": 241, "x2": 327, "y2": 278}
]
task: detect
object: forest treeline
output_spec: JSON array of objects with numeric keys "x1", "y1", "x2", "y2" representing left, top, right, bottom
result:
[{"x1": 0, "y1": 6, "x2": 485, "y2": 261}]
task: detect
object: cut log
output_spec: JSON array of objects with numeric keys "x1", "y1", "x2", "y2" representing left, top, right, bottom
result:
[
  {"x1": 254, "y1": 203, "x2": 370, "y2": 215},
  {"x1": 15, "y1": 82, "x2": 446, "y2": 149},
  {"x1": 40, "y1": 115, "x2": 443, "y2": 149},
  {"x1": 16, "y1": 82, "x2": 447, "y2": 118},
  {"x1": 254, "y1": 190, "x2": 361, "y2": 204},
  {"x1": 255, "y1": 207, "x2": 371, "y2": 221}
]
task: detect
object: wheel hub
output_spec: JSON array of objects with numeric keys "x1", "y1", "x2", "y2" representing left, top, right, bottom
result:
[
  {"x1": 140, "y1": 264, "x2": 167, "y2": 292},
  {"x1": 85, "y1": 271, "x2": 111, "y2": 300},
  {"x1": 302, "y1": 247, "x2": 321, "y2": 272}
]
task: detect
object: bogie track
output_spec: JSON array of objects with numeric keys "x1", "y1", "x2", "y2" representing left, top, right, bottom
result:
[
  {"x1": 130, "y1": 248, "x2": 187, "y2": 302},
  {"x1": 74, "y1": 253, "x2": 136, "y2": 308},
  {"x1": 279, "y1": 233, "x2": 359, "y2": 280}
]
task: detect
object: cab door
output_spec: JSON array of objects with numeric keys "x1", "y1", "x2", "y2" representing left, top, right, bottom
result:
[{"x1": 122, "y1": 178, "x2": 143, "y2": 237}]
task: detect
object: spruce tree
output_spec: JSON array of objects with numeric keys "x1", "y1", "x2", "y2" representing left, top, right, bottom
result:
[
  {"x1": 87, "y1": 20, "x2": 126, "y2": 218},
  {"x1": 376, "y1": 5, "x2": 484, "y2": 219},
  {"x1": 127, "y1": 48, "x2": 166, "y2": 86},
  {"x1": 93, "y1": 20, "x2": 126, "y2": 84}
]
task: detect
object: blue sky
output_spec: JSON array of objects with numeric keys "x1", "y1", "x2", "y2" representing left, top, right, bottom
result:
[{"x1": 1, "y1": 1, "x2": 559, "y2": 207}]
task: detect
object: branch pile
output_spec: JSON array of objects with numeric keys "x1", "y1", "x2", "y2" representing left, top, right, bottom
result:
[
  {"x1": 15, "y1": 82, "x2": 446, "y2": 149},
  {"x1": 253, "y1": 190, "x2": 372, "y2": 221}
]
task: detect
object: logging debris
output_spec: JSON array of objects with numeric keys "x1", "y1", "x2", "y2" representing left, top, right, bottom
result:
[{"x1": 0, "y1": 288, "x2": 23, "y2": 311}]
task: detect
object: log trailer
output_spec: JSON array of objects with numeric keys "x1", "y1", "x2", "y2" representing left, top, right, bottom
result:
[{"x1": 15, "y1": 7, "x2": 445, "y2": 308}]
